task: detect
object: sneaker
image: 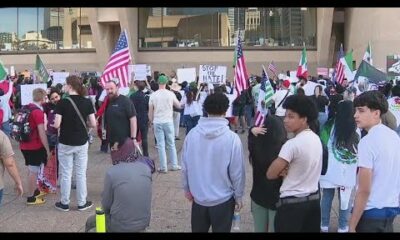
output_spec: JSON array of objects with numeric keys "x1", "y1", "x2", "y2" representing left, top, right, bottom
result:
[
  {"x1": 320, "y1": 226, "x2": 329, "y2": 233},
  {"x1": 55, "y1": 201, "x2": 70, "y2": 211},
  {"x1": 78, "y1": 201, "x2": 93, "y2": 211},
  {"x1": 338, "y1": 226, "x2": 349, "y2": 233},
  {"x1": 27, "y1": 197, "x2": 46, "y2": 205},
  {"x1": 170, "y1": 166, "x2": 182, "y2": 171},
  {"x1": 157, "y1": 168, "x2": 168, "y2": 174},
  {"x1": 34, "y1": 189, "x2": 47, "y2": 198}
]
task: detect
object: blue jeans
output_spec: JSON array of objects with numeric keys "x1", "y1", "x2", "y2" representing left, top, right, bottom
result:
[
  {"x1": 185, "y1": 115, "x2": 200, "y2": 135},
  {"x1": 244, "y1": 104, "x2": 253, "y2": 127},
  {"x1": 0, "y1": 188, "x2": 3, "y2": 206},
  {"x1": 318, "y1": 112, "x2": 328, "y2": 131},
  {"x1": 154, "y1": 122, "x2": 179, "y2": 171},
  {"x1": 320, "y1": 188, "x2": 351, "y2": 229},
  {"x1": 2, "y1": 121, "x2": 11, "y2": 137}
]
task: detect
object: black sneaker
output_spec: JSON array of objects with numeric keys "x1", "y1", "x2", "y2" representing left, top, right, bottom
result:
[
  {"x1": 78, "y1": 201, "x2": 93, "y2": 211},
  {"x1": 55, "y1": 202, "x2": 70, "y2": 212}
]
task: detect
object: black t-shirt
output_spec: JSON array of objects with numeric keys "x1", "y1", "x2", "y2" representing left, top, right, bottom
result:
[
  {"x1": 105, "y1": 95, "x2": 137, "y2": 146},
  {"x1": 130, "y1": 90, "x2": 149, "y2": 127},
  {"x1": 56, "y1": 95, "x2": 95, "y2": 146}
]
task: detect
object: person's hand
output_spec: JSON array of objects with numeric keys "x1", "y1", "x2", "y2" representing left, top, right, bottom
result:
[
  {"x1": 234, "y1": 201, "x2": 243, "y2": 211},
  {"x1": 46, "y1": 149, "x2": 52, "y2": 161},
  {"x1": 184, "y1": 191, "x2": 193, "y2": 202},
  {"x1": 251, "y1": 127, "x2": 267, "y2": 137},
  {"x1": 279, "y1": 166, "x2": 289, "y2": 178},
  {"x1": 133, "y1": 139, "x2": 139, "y2": 148},
  {"x1": 15, "y1": 183, "x2": 23, "y2": 197}
]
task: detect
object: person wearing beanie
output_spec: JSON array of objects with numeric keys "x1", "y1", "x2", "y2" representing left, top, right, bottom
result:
[{"x1": 149, "y1": 75, "x2": 182, "y2": 173}]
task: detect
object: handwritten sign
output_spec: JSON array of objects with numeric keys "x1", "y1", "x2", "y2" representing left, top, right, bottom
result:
[
  {"x1": 146, "y1": 65, "x2": 151, "y2": 76},
  {"x1": 199, "y1": 65, "x2": 227, "y2": 85},
  {"x1": 129, "y1": 64, "x2": 147, "y2": 81},
  {"x1": 21, "y1": 84, "x2": 47, "y2": 105},
  {"x1": 177, "y1": 68, "x2": 196, "y2": 83},
  {"x1": 52, "y1": 72, "x2": 69, "y2": 85}
]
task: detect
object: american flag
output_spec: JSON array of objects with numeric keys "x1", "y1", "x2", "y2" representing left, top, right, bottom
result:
[
  {"x1": 234, "y1": 36, "x2": 249, "y2": 95},
  {"x1": 100, "y1": 30, "x2": 131, "y2": 88},
  {"x1": 334, "y1": 44, "x2": 345, "y2": 86},
  {"x1": 268, "y1": 61, "x2": 278, "y2": 76},
  {"x1": 254, "y1": 66, "x2": 275, "y2": 127}
]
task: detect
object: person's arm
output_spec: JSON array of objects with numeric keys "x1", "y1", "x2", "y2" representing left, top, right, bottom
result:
[
  {"x1": 37, "y1": 124, "x2": 50, "y2": 155},
  {"x1": 53, "y1": 114, "x2": 62, "y2": 129},
  {"x1": 87, "y1": 113, "x2": 97, "y2": 128},
  {"x1": 181, "y1": 138, "x2": 193, "y2": 201},
  {"x1": 349, "y1": 167, "x2": 372, "y2": 232},
  {"x1": 229, "y1": 136, "x2": 246, "y2": 211},
  {"x1": 266, "y1": 157, "x2": 289, "y2": 179},
  {"x1": 130, "y1": 116, "x2": 137, "y2": 139},
  {"x1": 173, "y1": 95, "x2": 181, "y2": 109},
  {"x1": 148, "y1": 103, "x2": 154, "y2": 125},
  {"x1": 101, "y1": 172, "x2": 113, "y2": 214},
  {"x1": 3, "y1": 155, "x2": 23, "y2": 197}
]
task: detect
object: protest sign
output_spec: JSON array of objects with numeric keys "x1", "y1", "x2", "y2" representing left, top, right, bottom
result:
[
  {"x1": 129, "y1": 64, "x2": 147, "y2": 81},
  {"x1": 177, "y1": 68, "x2": 196, "y2": 83},
  {"x1": 199, "y1": 65, "x2": 227, "y2": 85},
  {"x1": 52, "y1": 72, "x2": 69, "y2": 85},
  {"x1": 21, "y1": 84, "x2": 47, "y2": 105}
]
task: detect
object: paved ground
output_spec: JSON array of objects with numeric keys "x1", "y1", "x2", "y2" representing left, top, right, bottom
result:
[{"x1": 0, "y1": 127, "x2": 399, "y2": 232}]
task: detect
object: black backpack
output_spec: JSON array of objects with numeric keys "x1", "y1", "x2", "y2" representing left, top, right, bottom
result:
[{"x1": 11, "y1": 105, "x2": 40, "y2": 142}]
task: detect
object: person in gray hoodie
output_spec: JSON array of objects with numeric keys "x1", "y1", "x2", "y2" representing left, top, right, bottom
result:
[{"x1": 181, "y1": 92, "x2": 246, "y2": 232}]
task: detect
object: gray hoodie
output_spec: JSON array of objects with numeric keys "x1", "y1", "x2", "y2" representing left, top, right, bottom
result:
[{"x1": 181, "y1": 117, "x2": 245, "y2": 207}]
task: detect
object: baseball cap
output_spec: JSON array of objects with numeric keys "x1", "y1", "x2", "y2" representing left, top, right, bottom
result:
[
  {"x1": 158, "y1": 75, "x2": 169, "y2": 85},
  {"x1": 283, "y1": 79, "x2": 291, "y2": 89}
]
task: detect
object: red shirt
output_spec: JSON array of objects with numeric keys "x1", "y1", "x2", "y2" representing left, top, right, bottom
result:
[{"x1": 20, "y1": 104, "x2": 45, "y2": 150}]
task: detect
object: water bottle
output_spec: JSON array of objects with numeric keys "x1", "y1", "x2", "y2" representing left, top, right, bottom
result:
[
  {"x1": 232, "y1": 210, "x2": 241, "y2": 232},
  {"x1": 96, "y1": 207, "x2": 106, "y2": 233}
]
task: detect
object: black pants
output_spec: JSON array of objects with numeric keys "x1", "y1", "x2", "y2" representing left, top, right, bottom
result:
[
  {"x1": 191, "y1": 197, "x2": 235, "y2": 232},
  {"x1": 356, "y1": 216, "x2": 395, "y2": 232},
  {"x1": 274, "y1": 199, "x2": 321, "y2": 232},
  {"x1": 137, "y1": 123, "x2": 149, "y2": 157}
]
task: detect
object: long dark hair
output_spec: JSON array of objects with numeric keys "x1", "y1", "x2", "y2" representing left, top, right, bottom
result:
[
  {"x1": 186, "y1": 88, "x2": 197, "y2": 105},
  {"x1": 334, "y1": 100, "x2": 359, "y2": 151}
]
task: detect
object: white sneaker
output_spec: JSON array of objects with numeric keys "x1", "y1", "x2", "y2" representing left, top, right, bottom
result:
[
  {"x1": 320, "y1": 226, "x2": 329, "y2": 232},
  {"x1": 338, "y1": 226, "x2": 349, "y2": 233}
]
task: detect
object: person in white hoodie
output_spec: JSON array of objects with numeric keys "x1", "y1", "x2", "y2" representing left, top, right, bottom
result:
[{"x1": 181, "y1": 92, "x2": 246, "y2": 232}]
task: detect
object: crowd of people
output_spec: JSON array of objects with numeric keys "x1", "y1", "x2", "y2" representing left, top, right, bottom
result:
[{"x1": 0, "y1": 68, "x2": 399, "y2": 232}]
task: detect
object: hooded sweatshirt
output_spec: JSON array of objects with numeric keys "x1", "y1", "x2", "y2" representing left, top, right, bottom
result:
[{"x1": 181, "y1": 117, "x2": 245, "y2": 207}]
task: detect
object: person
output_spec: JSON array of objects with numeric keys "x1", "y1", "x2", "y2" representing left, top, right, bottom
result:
[
  {"x1": 181, "y1": 93, "x2": 245, "y2": 232},
  {"x1": 130, "y1": 80, "x2": 150, "y2": 156},
  {"x1": 311, "y1": 85, "x2": 329, "y2": 130},
  {"x1": 44, "y1": 88, "x2": 61, "y2": 149},
  {"x1": 388, "y1": 85, "x2": 400, "y2": 128},
  {"x1": 271, "y1": 80, "x2": 292, "y2": 121},
  {"x1": 0, "y1": 129, "x2": 23, "y2": 206},
  {"x1": 349, "y1": 91, "x2": 400, "y2": 232},
  {"x1": 53, "y1": 75, "x2": 97, "y2": 211},
  {"x1": 148, "y1": 75, "x2": 181, "y2": 173},
  {"x1": 19, "y1": 88, "x2": 51, "y2": 205},
  {"x1": 169, "y1": 82, "x2": 183, "y2": 140},
  {"x1": 85, "y1": 148, "x2": 154, "y2": 232},
  {"x1": 248, "y1": 114, "x2": 287, "y2": 232},
  {"x1": 0, "y1": 78, "x2": 13, "y2": 136},
  {"x1": 104, "y1": 78, "x2": 138, "y2": 155},
  {"x1": 232, "y1": 89, "x2": 247, "y2": 133},
  {"x1": 319, "y1": 101, "x2": 360, "y2": 233},
  {"x1": 181, "y1": 88, "x2": 202, "y2": 134},
  {"x1": 267, "y1": 95, "x2": 322, "y2": 232}
]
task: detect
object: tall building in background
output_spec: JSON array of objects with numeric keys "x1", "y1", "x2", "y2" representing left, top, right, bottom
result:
[
  {"x1": 43, "y1": 8, "x2": 64, "y2": 48},
  {"x1": 281, "y1": 8, "x2": 303, "y2": 46},
  {"x1": 152, "y1": 7, "x2": 167, "y2": 16}
]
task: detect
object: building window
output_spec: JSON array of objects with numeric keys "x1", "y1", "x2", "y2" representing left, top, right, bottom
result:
[
  {"x1": 0, "y1": 7, "x2": 94, "y2": 52},
  {"x1": 138, "y1": 7, "x2": 317, "y2": 49}
]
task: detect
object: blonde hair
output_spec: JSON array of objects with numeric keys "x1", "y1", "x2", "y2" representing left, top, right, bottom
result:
[{"x1": 32, "y1": 88, "x2": 47, "y2": 102}]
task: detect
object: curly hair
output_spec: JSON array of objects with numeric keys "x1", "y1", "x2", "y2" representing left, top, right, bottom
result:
[
  {"x1": 283, "y1": 94, "x2": 319, "y2": 134},
  {"x1": 354, "y1": 90, "x2": 388, "y2": 116},
  {"x1": 203, "y1": 93, "x2": 229, "y2": 115}
]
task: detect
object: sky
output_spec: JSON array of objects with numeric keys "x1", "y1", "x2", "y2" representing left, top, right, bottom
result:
[{"x1": 0, "y1": 8, "x2": 44, "y2": 37}]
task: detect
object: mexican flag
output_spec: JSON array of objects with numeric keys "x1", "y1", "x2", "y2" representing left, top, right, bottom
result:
[
  {"x1": 363, "y1": 42, "x2": 372, "y2": 65},
  {"x1": 296, "y1": 45, "x2": 308, "y2": 79},
  {"x1": 35, "y1": 55, "x2": 50, "y2": 83},
  {"x1": 354, "y1": 60, "x2": 387, "y2": 85},
  {"x1": 0, "y1": 60, "x2": 7, "y2": 80},
  {"x1": 340, "y1": 50, "x2": 355, "y2": 80}
]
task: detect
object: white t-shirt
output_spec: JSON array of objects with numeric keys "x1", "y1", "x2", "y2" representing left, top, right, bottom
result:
[
  {"x1": 278, "y1": 129, "x2": 323, "y2": 198},
  {"x1": 357, "y1": 124, "x2": 400, "y2": 210},
  {"x1": 272, "y1": 89, "x2": 292, "y2": 117},
  {"x1": 149, "y1": 89, "x2": 178, "y2": 124},
  {"x1": 0, "y1": 81, "x2": 13, "y2": 123},
  {"x1": 388, "y1": 96, "x2": 400, "y2": 128},
  {"x1": 180, "y1": 95, "x2": 203, "y2": 117},
  {"x1": 225, "y1": 90, "x2": 238, "y2": 118},
  {"x1": 98, "y1": 89, "x2": 107, "y2": 102}
]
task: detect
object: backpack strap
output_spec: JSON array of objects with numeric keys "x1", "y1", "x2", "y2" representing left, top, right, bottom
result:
[{"x1": 66, "y1": 97, "x2": 88, "y2": 133}]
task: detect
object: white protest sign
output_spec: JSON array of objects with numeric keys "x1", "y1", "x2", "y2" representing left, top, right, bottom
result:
[
  {"x1": 177, "y1": 68, "x2": 196, "y2": 83},
  {"x1": 146, "y1": 65, "x2": 151, "y2": 77},
  {"x1": 278, "y1": 73, "x2": 287, "y2": 80},
  {"x1": 52, "y1": 72, "x2": 69, "y2": 85},
  {"x1": 199, "y1": 65, "x2": 227, "y2": 85},
  {"x1": 119, "y1": 87, "x2": 130, "y2": 96},
  {"x1": 21, "y1": 84, "x2": 47, "y2": 106},
  {"x1": 10, "y1": 66, "x2": 15, "y2": 77},
  {"x1": 129, "y1": 64, "x2": 147, "y2": 81},
  {"x1": 289, "y1": 71, "x2": 298, "y2": 83}
]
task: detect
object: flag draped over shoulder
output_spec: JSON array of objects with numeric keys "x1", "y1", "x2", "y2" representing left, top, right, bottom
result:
[
  {"x1": 35, "y1": 55, "x2": 50, "y2": 83},
  {"x1": 254, "y1": 66, "x2": 274, "y2": 127},
  {"x1": 0, "y1": 60, "x2": 7, "y2": 80},
  {"x1": 354, "y1": 60, "x2": 388, "y2": 85},
  {"x1": 296, "y1": 44, "x2": 308, "y2": 79},
  {"x1": 100, "y1": 30, "x2": 131, "y2": 88},
  {"x1": 234, "y1": 35, "x2": 249, "y2": 95},
  {"x1": 363, "y1": 42, "x2": 372, "y2": 65}
]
